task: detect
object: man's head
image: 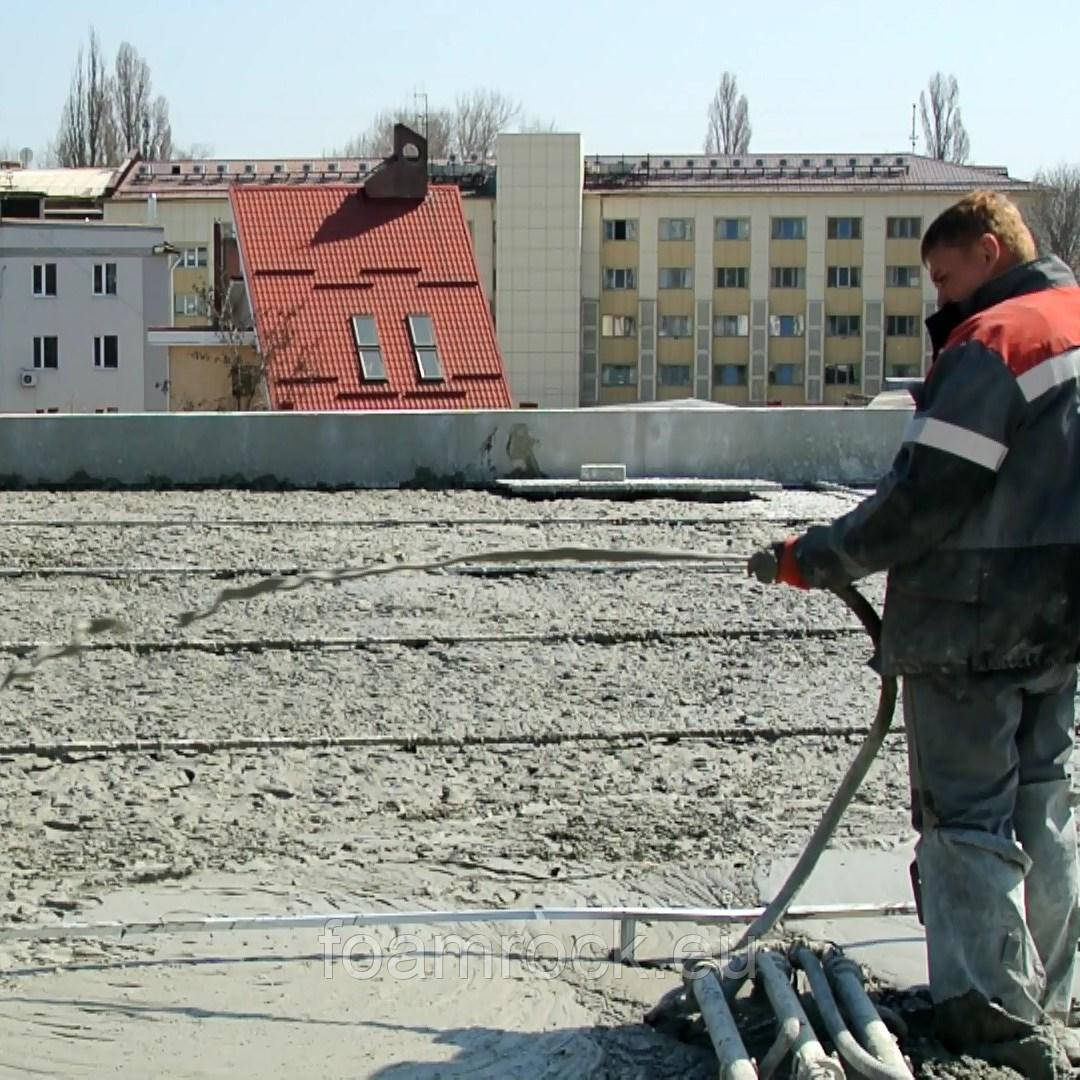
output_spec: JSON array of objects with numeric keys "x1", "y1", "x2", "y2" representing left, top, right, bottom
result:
[{"x1": 921, "y1": 191, "x2": 1037, "y2": 306}]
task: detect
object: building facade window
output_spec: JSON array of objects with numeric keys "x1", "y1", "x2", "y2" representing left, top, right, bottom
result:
[
  {"x1": 33, "y1": 336, "x2": 58, "y2": 369},
  {"x1": 827, "y1": 265, "x2": 862, "y2": 288},
  {"x1": 715, "y1": 217, "x2": 750, "y2": 240},
  {"x1": 826, "y1": 314, "x2": 862, "y2": 337},
  {"x1": 182, "y1": 246, "x2": 209, "y2": 268},
  {"x1": 886, "y1": 217, "x2": 922, "y2": 239},
  {"x1": 827, "y1": 217, "x2": 862, "y2": 239},
  {"x1": 769, "y1": 364, "x2": 802, "y2": 385},
  {"x1": 715, "y1": 266, "x2": 749, "y2": 288},
  {"x1": 658, "y1": 364, "x2": 692, "y2": 386},
  {"x1": 659, "y1": 218, "x2": 694, "y2": 241},
  {"x1": 658, "y1": 315, "x2": 693, "y2": 338},
  {"x1": 885, "y1": 314, "x2": 920, "y2": 336},
  {"x1": 825, "y1": 364, "x2": 859, "y2": 385},
  {"x1": 32, "y1": 263, "x2": 57, "y2": 297},
  {"x1": 93, "y1": 335, "x2": 119, "y2": 369},
  {"x1": 600, "y1": 315, "x2": 636, "y2": 337},
  {"x1": 714, "y1": 363, "x2": 748, "y2": 386},
  {"x1": 769, "y1": 314, "x2": 805, "y2": 336},
  {"x1": 887, "y1": 364, "x2": 920, "y2": 378},
  {"x1": 886, "y1": 265, "x2": 921, "y2": 287},
  {"x1": 603, "y1": 267, "x2": 637, "y2": 290},
  {"x1": 93, "y1": 263, "x2": 118, "y2": 296},
  {"x1": 771, "y1": 266, "x2": 806, "y2": 289},
  {"x1": 174, "y1": 293, "x2": 207, "y2": 316},
  {"x1": 771, "y1": 217, "x2": 806, "y2": 240},
  {"x1": 350, "y1": 314, "x2": 386, "y2": 381},
  {"x1": 603, "y1": 219, "x2": 638, "y2": 241},
  {"x1": 658, "y1": 267, "x2": 693, "y2": 289},
  {"x1": 714, "y1": 314, "x2": 750, "y2": 337},
  {"x1": 601, "y1": 364, "x2": 635, "y2": 386}
]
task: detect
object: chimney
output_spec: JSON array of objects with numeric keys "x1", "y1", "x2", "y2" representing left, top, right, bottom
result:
[{"x1": 363, "y1": 124, "x2": 428, "y2": 200}]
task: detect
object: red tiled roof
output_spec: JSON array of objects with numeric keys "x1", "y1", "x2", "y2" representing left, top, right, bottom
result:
[{"x1": 230, "y1": 184, "x2": 510, "y2": 411}]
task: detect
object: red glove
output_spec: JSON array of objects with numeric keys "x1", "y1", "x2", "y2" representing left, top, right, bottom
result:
[{"x1": 776, "y1": 537, "x2": 809, "y2": 590}]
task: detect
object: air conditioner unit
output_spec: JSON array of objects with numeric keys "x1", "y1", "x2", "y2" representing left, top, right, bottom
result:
[{"x1": 19, "y1": 369, "x2": 38, "y2": 388}]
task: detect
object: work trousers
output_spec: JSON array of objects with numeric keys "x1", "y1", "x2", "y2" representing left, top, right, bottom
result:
[{"x1": 904, "y1": 663, "x2": 1080, "y2": 1024}]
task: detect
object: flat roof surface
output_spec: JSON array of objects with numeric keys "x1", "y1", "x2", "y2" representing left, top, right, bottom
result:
[{"x1": 0, "y1": 486, "x2": 1056, "y2": 1077}]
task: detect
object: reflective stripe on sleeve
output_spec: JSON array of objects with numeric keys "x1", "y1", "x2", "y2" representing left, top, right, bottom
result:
[
  {"x1": 903, "y1": 416, "x2": 1008, "y2": 471},
  {"x1": 1016, "y1": 347, "x2": 1080, "y2": 402}
]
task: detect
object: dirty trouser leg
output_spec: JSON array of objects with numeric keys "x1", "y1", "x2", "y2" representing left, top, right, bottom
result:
[
  {"x1": 1013, "y1": 664, "x2": 1079, "y2": 1022},
  {"x1": 903, "y1": 670, "x2": 1046, "y2": 1025}
]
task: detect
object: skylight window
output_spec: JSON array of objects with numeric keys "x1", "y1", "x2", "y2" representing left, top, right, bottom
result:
[
  {"x1": 350, "y1": 315, "x2": 386, "y2": 381},
  {"x1": 407, "y1": 314, "x2": 443, "y2": 381}
]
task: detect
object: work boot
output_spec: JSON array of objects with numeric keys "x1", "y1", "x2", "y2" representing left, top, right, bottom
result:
[{"x1": 934, "y1": 991, "x2": 1070, "y2": 1080}]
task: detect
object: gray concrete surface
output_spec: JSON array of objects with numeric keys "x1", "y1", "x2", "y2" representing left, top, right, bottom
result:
[{"x1": 0, "y1": 487, "x2": 1042, "y2": 1079}]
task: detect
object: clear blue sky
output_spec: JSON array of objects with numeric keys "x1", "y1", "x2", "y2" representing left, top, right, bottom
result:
[{"x1": 2, "y1": 0, "x2": 1077, "y2": 178}]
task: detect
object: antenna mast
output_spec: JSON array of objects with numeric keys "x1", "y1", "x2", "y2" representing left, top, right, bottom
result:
[{"x1": 910, "y1": 104, "x2": 917, "y2": 153}]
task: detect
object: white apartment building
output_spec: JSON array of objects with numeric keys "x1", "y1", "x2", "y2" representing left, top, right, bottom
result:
[{"x1": 0, "y1": 221, "x2": 170, "y2": 413}]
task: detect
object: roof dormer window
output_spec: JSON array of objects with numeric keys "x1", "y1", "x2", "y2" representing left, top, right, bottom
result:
[{"x1": 407, "y1": 314, "x2": 443, "y2": 381}]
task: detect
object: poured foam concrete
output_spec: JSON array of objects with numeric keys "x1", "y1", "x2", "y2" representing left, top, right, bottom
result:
[{"x1": 758, "y1": 845, "x2": 928, "y2": 988}]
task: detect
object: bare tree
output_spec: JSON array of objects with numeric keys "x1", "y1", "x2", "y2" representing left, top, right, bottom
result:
[
  {"x1": 1030, "y1": 164, "x2": 1080, "y2": 275},
  {"x1": 56, "y1": 28, "x2": 118, "y2": 167},
  {"x1": 337, "y1": 89, "x2": 523, "y2": 161},
  {"x1": 453, "y1": 88, "x2": 520, "y2": 160},
  {"x1": 113, "y1": 42, "x2": 173, "y2": 160},
  {"x1": 704, "y1": 72, "x2": 751, "y2": 156},
  {"x1": 518, "y1": 116, "x2": 558, "y2": 134},
  {"x1": 170, "y1": 283, "x2": 302, "y2": 411},
  {"x1": 340, "y1": 105, "x2": 454, "y2": 158},
  {"x1": 920, "y1": 72, "x2": 970, "y2": 164}
]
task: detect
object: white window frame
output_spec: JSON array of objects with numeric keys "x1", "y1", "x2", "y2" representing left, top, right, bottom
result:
[
  {"x1": 350, "y1": 314, "x2": 387, "y2": 381},
  {"x1": 713, "y1": 314, "x2": 750, "y2": 338},
  {"x1": 658, "y1": 315, "x2": 693, "y2": 338},
  {"x1": 407, "y1": 313, "x2": 443, "y2": 382},
  {"x1": 827, "y1": 217, "x2": 862, "y2": 240},
  {"x1": 826, "y1": 314, "x2": 862, "y2": 337},
  {"x1": 603, "y1": 219, "x2": 638, "y2": 242},
  {"x1": 600, "y1": 364, "x2": 635, "y2": 387},
  {"x1": 33, "y1": 335, "x2": 59, "y2": 369},
  {"x1": 658, "y1": 267, "x2": 693, "y2": 289},
  {"x1": 771, "y1": 266, "x2": 806, "y2": 289},
  {"x1": 768, "y1": 314, "x2": 806, "y2": 337},
  {"x1": 659, "y1": 218, "x2": 694, "y2": 242},
  {"x1": 182, "y1": 246, "x2": 209, "y2": 268},
  {"x1": 886, "y1": 314, "x2": 920, "y2": 337},
  {"x1": 602, "y1": 267, "x2": 637, "y2": 290},
  {"x1": 771, "y1": 217, "x2": 807, "y2": 240},
  {"x1": 93, "y1": 335, "x2": 119, "y2": 370},
  {"x1": 886, "y1": 265, "x2": 921, "y2": 288},
  {"x1": 93, "y1": 262, "x2": 118, "y2": 297},
  {"x1": 714, "y1": 363, "x2": 748, "y2": 387},
  {"x1": 886, "y1": 217, "x2": 922, "y2": 239},
  {"x1": 715, "y1": 217, "x2": 750, "y2": 241},
  {"x1": 657, "y1": 363, "x2": 692, "y2": 387},
  {"x1": 716, "y1": 266, "x2": 748, "y2": 289},
  {"x1": 600, "y1": 315, "x2": 636, "y2": 337},
  {"x1": 32, "y1": 263, "x2": 57, "y2": 297}
]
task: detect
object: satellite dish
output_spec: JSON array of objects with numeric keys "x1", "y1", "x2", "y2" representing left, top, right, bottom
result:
[{"x1": 18, "y1": 147, "x2": 33, "y2": 167}]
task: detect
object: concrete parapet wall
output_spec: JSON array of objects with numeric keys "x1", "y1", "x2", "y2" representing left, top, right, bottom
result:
[{"x1": 0, "y1": 408, "x2": 911, "y2": 488}]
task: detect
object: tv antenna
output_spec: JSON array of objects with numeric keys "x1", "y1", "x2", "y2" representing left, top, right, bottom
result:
[
  {"x1": 18, "y1": 147, "x2": 33, "y2": 167},
  {"x1": 909, "y1": 104, "x2": 917, "y2": 153}
]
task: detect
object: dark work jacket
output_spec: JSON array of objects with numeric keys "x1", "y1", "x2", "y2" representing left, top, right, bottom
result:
[{"x1": 797, "y1": 255, "x2": 1080, "y2": 675}]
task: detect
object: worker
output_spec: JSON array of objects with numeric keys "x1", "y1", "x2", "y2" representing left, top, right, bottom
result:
[{"x1": 752, "y1": 191, "x2": 1080, "y2": 1076}]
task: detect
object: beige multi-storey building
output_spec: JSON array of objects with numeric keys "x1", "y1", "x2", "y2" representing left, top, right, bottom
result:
[{"x1": 103, "y1": 141, "x2": 1033, "y2": 410}]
